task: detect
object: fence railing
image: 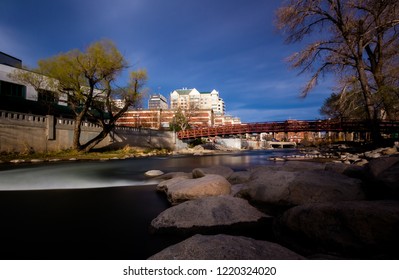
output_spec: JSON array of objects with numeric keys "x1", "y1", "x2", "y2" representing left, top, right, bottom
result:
[
  {"x1": 177, "y1": 119, "x2": 399, "y2": 139},
  {"x1": 0, "y1": 110, "x2": 47, "y2": 123}
]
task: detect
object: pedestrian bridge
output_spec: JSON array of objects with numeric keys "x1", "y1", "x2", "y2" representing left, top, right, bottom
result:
[{"x1": 177, "y1": 119, "x2": 399, "y2": 139}]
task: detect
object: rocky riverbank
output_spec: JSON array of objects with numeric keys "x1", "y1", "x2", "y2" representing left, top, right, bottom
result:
[
  {"x1": 146, "y1": 144, "x2": 399, "y2": 260},
  {"x1": 271, "y1": 142, "x2": 399, "y2": 164}
]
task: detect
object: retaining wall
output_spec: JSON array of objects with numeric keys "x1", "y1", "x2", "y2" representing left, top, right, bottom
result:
[{"x1": 0, "y1": 110, "x2": 182, "y2": 153}]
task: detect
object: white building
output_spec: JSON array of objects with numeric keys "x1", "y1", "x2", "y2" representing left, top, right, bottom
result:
[
  {"x1": 170, "y1": 88, "x2": 225, "y2": 115},
  {"x1": 0, "y1": 51, "x2": 114, "y2": 116},
  {"x1": 0, "y1": 52, "x2": 40, "y2": 102}
]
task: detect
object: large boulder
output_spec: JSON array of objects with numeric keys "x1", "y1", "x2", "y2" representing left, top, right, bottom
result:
[
  {"x1": 157, "y1": 172, "x2": 192, "y2": 180},
  {"x1": 192, "y1": 166, "x2": 234, "y2": 179},
  {"x1": 227, "y1": 171, "x2": 251, "y2": 184},
  {"x1": 156, "y1": 177, "x2": 188, "y2": 193},
  {"x1": 365, "y1": 156, "x2": 399, "y2": 198},
  {"x1": 366, "y1": 156, "x2": 399, "y2": 178},
  {"x1": 236, "y1": 170, "x2": 365, "y2": 207},
  {"x1": 324, "y1": 162, "x2": 366, "y2": 179},
  {"x1": 148, "y1": 234, "x2": 306, "y2": 260},
  {"x1": 248, "y1": 161, "x2": 325, "y2": 174},
  {"x1": 274, "y1": 200, "x2": 399, "y2": 259},
  {"x1": 150, "y1": 196, "x2": 269, "y2": 236},
  {"x1": 156, "y1": 174, "x2": 231, "y2": 205}
]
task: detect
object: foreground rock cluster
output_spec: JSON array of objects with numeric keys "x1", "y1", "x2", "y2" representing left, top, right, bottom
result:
[{"x1": 147, "y1": 146, "x2": 399, "y2": 260}]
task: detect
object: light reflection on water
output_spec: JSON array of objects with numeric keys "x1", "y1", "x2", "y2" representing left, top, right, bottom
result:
[{"x1": 0, "y1": 149, "x2": 298, "y2": 191}]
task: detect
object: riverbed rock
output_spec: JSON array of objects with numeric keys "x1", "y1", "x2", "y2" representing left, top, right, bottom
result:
[
  {"x1": 230, "y1": 184, "x2": 247, "y2": 196},
  {"x1": 324, "y1": 162, "x2": 366, "y2": 179},
  {"x1": 274, "y1": 200, "x2": 399, "y2": 258},
  {"x1": 10, "y1": 159, "x2": 25, "y2": 163},
  {"x1": 192, "y1": 166, "x2": 234, "y2": 179},
  {"x1": 228, "y1": 171, "x2": 251, "y2": 184},
  {"x1": 366, "y1": 156, "x2": 399, "y2": 198},
  {"x1": 148, "y1": 234, "x2": 306, "y2": 260},
  {"x1": 157, "y1": 172, "x2": 192, "y2": 180},
  {"x1": 30, "y1": 159, "x2": 44, "y2": 163},
  {"x1": 156, "y1": 174, "x2": 231, "y2": 205},
  {"x1": 366, "y1": 156, "x2": 399, "y2": 178},
  {"x1": 364, "y1": 151, "x2": 382, "y2": 159},
  {"x1": 236, "y1": 170, "x2": 365, "y2": 207},
  {"x1": 247, "y1": 161, "x2": 325, "y2": 175},
  {"x1": 150, "y1": 196, "x2": 269, "y2": 235},
  {"x1": 281, "y1": 161, "x2": 326, "y2": 171},
  {"x1": 382, "y1": 146, "x2": 398, "y2": 155},
  {"x1": 156, "y1": 177, "x2": 188, "y2": 192},
  {"x1": 144, "y1": 170, "x2": 164, "y2": 177}
]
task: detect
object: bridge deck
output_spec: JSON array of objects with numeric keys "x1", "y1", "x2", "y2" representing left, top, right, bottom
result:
[{"x1": 177, "y1": 120, "x2": 399, "y2": 139}]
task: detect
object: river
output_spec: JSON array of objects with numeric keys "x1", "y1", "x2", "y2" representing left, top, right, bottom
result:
[{"x1": 0, "y1": 149, "x2": 298, "y2": 260}]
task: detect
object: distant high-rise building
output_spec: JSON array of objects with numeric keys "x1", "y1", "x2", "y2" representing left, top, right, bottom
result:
[
  {"x1": 148, "y1": 94, "x2": 168, "y2": 109},
  {"x1": 170, "y1": 88, "x2": 225, "y2": 115}
]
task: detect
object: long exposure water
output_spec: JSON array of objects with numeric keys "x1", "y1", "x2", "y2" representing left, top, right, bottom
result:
[{"x1": 0, "y1": 149, "x2": 298, "y2": 260}]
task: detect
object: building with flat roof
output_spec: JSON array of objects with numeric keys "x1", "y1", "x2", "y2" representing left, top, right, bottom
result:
[
  {"x1": 0, "y1": 51, "x2": 22, "y2": 68},
  {"x1": 148, "y1": 94, "x2": 168, "y2": 109}
]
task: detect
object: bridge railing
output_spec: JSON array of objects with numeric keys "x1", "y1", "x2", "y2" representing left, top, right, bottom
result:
[{"x1": 177, "y1": 119, "x2": 399, "y2": 139}]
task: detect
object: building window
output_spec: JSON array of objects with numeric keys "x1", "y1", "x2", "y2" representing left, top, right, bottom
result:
[
  {"x1": 0, "y1": 81, "x2": 26, "y2": 98},
  {"x1": 38, "y1": 89, "x2": 58, "y2": 104}
]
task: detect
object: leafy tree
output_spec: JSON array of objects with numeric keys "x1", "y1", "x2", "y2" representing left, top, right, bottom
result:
[
  {"x1": 276, "y1": 0, "x2": 399, "y2": 141},
  {"x1": 169, "y1": 107, "x2": 190, "y2": 132},
  {"x1": 80, "y1": 68, "x2": 147, "y2": 151},
  {"x1": 11, "y1": 40, "x2": 147, "y2": 152}
]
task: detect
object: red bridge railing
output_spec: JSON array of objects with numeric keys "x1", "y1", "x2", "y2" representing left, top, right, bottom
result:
[{"x1": 177, "y1": 119, "x2": 399, "y2": 139}]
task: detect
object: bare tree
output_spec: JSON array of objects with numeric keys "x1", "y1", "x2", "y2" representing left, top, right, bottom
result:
[{"x1": 276, "y1": 0, "x2": 399, "y2": 140}]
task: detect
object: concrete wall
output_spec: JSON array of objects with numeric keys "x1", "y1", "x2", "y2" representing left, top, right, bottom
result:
[
  {"x1": 215, "y1": 138, "x2": 242, "y2": 149},
  {"x1": 0, "y1": 110, "x2": 181, "y2": 153}
]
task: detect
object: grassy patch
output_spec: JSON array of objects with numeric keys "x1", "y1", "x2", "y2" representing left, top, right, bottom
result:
[{"x1": 0, "y1": 146, "x2": 171, "y2": 163}]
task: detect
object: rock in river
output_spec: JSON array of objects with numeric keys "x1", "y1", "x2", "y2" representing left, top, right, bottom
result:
[
  {"x1": 148, "y1": 234, "x2": 306, "y2": 260},
  {"x1": 273, "y1": 200, "x2": 399, "y2": 258},
  {"x1": 156, "y1": 174, "x2": 231, "y2": 205},
  {"x1": 150, "y1": 195, "x2": 269, "y2": 235},
  {"x1": 192, "y1": 165, "x2": 234, "y2": 179},
  {"x1": 236, "y1": 170, "x2": 365, "y2": 207}
]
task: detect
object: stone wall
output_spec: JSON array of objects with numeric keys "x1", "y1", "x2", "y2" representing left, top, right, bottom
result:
[{"x1": 0, "y1": 110, "x2": 182, "y2": 153}]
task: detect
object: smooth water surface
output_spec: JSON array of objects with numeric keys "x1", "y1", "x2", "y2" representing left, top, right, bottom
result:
[
  {"x1": 0, "y1": 149, "x2": 297, "y2": 191},
  {"x1": 0, "y1": 149, "x2": 298, "y2": 259}
]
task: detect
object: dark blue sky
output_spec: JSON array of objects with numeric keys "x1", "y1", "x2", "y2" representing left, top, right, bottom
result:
[{"x1": 0, "y1": 0, "x2": 333, "y2": 122}]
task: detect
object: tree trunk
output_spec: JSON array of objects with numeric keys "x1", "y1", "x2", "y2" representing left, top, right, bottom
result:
[
  {"x1": 72, "y1": 113, "x2": 84, "y2": 150},
  {"x1": 80, "y1": 125, "x2": 113, "y2": 153},
  {"x1": 356, "y1": 59, "x2": 382, "y2": 143}
]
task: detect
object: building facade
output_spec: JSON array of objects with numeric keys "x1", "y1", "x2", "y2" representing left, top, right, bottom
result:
[
  {"x1": 116, "y1": 88, "x2": 240, "y2": 130},
  {"x1": 170, "y1": 88, "x2": 225, "y2": 115},
  {"x1": 148, "y1": 94, "x2": 168, "y2": 110},
  {"x1": 116, "y1": 108, "x2": 214, "y2": 129}
]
